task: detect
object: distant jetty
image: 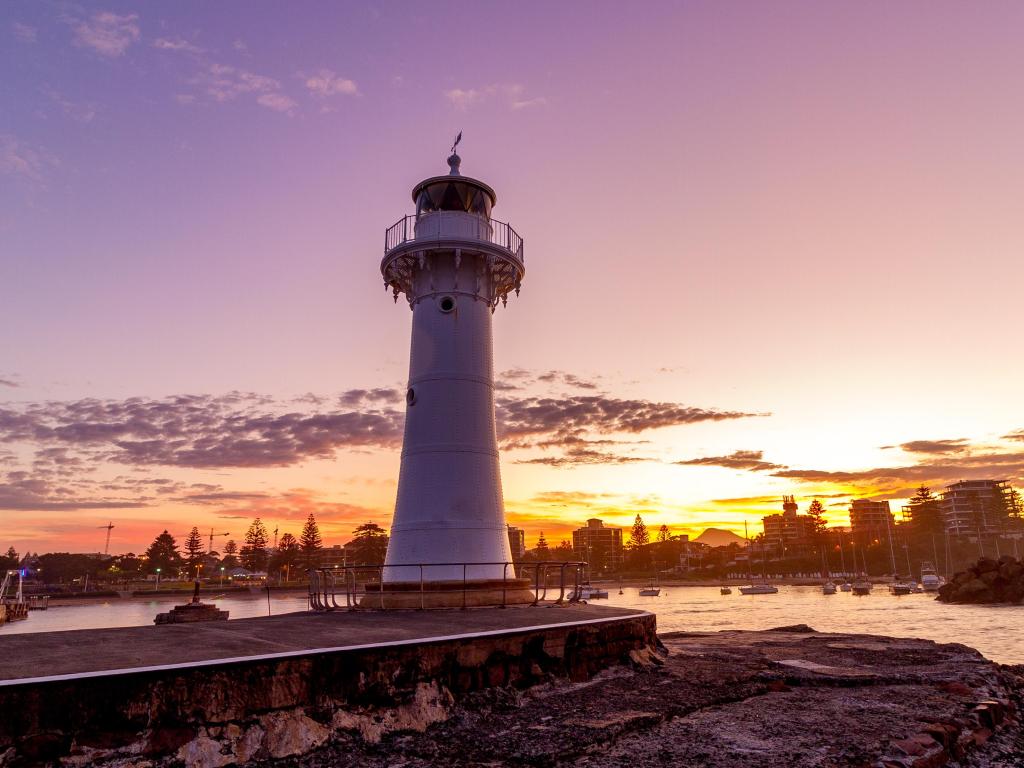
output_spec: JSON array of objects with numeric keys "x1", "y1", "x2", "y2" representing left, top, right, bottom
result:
[{"x1": 938, "y1": 556, "x2": 1024, "y2": 604}]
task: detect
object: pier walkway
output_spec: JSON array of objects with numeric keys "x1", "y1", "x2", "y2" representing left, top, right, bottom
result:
[{"x1": 0, "y1": 603, "x2": 648, "y2": 684}]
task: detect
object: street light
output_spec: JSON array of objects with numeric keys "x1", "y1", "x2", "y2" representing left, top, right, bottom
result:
[
  {"x1": 219, "y1": 566, "x2": 225, "y2": 588},
  {"x1": 155, "y1": 567, "x2": 161, "y2": 591}
]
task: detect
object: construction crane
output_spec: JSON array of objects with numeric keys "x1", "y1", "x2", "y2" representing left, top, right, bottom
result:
[
  {"x1": 98, "y1": 522, "x2": 115, "y2": 555},
  {"x1": 207, "y1": 528, "x2": 230, "y2": 554}
]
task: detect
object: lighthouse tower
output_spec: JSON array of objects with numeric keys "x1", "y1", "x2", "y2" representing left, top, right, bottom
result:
[{"x1": 378, "y1": 144, "x2": 530, "y2": 605}]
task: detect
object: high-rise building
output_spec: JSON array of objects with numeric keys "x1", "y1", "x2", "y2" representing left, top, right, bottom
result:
[
  {"x1": 761, "y1": 496, "x2": 816, "y2": 552},
  {"x1": 572, "y1": 518, "x2": 623, "y2": 575},
  {"x1": 939, "y1": 480, "x2": 1015, "y2": 537},
  {"x1": 849, "y1": 499, "x2": 894, "y2": 541},
  {"x1": 506, "y1": 526, "x2": 526, "y2": 560}
]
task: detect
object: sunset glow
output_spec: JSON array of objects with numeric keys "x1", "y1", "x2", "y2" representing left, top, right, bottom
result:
[{"x1": 2, "y1": 2, "x2": 1023, "y2": 555}]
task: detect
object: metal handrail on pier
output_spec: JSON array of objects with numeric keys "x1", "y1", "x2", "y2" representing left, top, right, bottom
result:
[{"x1": 308, "y1": 560, "x2": 587, "y2": 611}]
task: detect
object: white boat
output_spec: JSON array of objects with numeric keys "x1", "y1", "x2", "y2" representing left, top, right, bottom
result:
[
  {"x1": 574, "y1": 585, "x2": 609, "y2": 600},
  {"x1": 739, "y1": 583, "x2": 779, "y2": 595},
  {"x1": 739, "y1": 521, "x2": 777, "y2": 596},
  {"x1": 920, "y1": 562, "x2": 942, "y2": 592},
  {"x1": 889, "y1": 579, "x2": 915, "y2": 596},
  {"x1": 851, "y1": 578, "x2": 872, "y2": 596},
  {"x1": 639, "y1": 580, "x2": 660, "y2": 596},
  {"x1": 839, "y1": 582, "x2": 852, "y2": 592},
  {"x1": 822, "y1": 581, "x2": 837, "y2": 595},
  {"x1": 0, "y1": 571, "x2": 28, "y2": 624}
]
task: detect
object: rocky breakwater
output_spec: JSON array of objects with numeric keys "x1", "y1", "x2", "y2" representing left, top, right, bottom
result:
[
  {"x1": 281, "y1": 626, "x2": 1023, "y2": 768},
  {"x1": 938, "y1": 556, "x2": 1024, "y2": 604}
]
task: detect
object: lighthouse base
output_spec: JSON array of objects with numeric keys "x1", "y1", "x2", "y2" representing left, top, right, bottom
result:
[{"x1": 359, "y1": 578, "x2": 536, "y2": 609}]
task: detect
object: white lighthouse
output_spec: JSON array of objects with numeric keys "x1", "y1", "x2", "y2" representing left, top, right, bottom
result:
[{"x1": 378, "y1": 142, "x2": 530, "y2": 605}]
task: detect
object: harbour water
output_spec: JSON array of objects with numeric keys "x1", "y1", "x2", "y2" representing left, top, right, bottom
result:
[{"x1": 3, "y1": 586, "x2": 1020, "y2": 664}]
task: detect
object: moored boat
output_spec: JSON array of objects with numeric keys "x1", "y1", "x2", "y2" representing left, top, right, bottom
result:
[
  {"x1": 720, "y1": 586, "x2": 732, "y2": 595},
  {"x1": 639, "y1": 579, "x2": 660, "y2": 596},
  {"x1": 822, "y1": 581, "x2": 837, "y2": 595},
  {"x1": 851, "y1": 577, "x2": 872, "y2": 596},
  {"x1": 739, "y1": 583, "x2": 779, "y2": 595},
  {"x1": 920, "y1": 562, "x2": 942, "y2": 592}
]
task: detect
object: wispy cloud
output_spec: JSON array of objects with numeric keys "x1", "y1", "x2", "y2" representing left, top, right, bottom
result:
[
  {"x1": 445, "y1": 88, "x2": 483, "y2": 110},
  {"x1": 256, "y1": 92, "x2": 297, "y2": 114},
  {"x1": 0, "y1": 135, "x2": 58, "y2": 183},
  {"x1": 70, "y1": 11, "x2": 140, "y2": 58},
  {"x1": 895, "y1": 438, "x2": 970, "y2": 455},
  {"x1": 676, "y1": 450, "x2": 786, "y2": 472},
  {"x1": 42, "y1": 87, "x2": 98, "y2": 124},
  {"x1": 304, "y1": 69, "x2": 358, "y2": 97},
  {"x1": 153, "y1": 37, "x2": 203, "y2": 55},
  {"x1": 189, "y1": 62, "x2": 294, "y2": 113},
  {"x1": 772, "y1": 450, "x2": 1024, "y2": 496},
  {"x1": 12, "y1": 22, "x2": 37, "y2": 43},
  {"x1": 0, "y1": 377, "x2": 18, "y2": 389},
  {"x1": 444, "y1": 83, "x2": 545, "y2": 112}
]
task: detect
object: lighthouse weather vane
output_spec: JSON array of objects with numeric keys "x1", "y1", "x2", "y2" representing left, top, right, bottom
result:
[{"x1": 450, "y1": 130, "x2": 462, "y2": 155}]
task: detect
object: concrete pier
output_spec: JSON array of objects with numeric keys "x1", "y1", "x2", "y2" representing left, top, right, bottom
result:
[{"x1": 0, "y1": 604, "x2": 655, "y2": 766}]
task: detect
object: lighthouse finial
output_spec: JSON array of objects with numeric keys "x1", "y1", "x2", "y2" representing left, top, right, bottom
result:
[{"x1": 447, "y1": 131, "x2": 462, "y2": 175}]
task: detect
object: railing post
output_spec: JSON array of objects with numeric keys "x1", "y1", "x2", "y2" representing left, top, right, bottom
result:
[
  {"x1": 462, "y1": 563, "x2": 468, "y2": 610},
  {"x1": 419, "y1": 564, "x2": 425, "y2": 611},
  {"x1": 379, "y1": 565, "x2": 385, "y2": 610},
  {"x1": 501, "y1": 562, "x2": 508, "y2": 608}
]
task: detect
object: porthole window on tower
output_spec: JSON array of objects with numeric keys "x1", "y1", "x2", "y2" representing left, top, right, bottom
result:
[
  {"x1": 438, "y1": 296, "x2": 456, "y2": 313},
  {"x1": 406, "y1": 387, "x2": 417, "y2": 406}
]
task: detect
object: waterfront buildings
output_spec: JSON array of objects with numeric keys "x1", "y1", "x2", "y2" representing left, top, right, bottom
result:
[
  {"x1": 506, "y1": 526, "x2": 526, "y2": 560},
  {"x1": 572, "y1": 518, "x2": 623, "y2": 575},
  {"x1": 939, "y1": 480, "x2": 1017, "y2": 538},
  {"x1": 761, "y1": 496, "x2": 816, "y2": 552},
  {"x1": 849, "y1": 499, "x2": 895, "y2": 542}
]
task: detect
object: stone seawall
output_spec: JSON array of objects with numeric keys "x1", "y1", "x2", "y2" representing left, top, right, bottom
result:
[{"x1": 0, "y1": 610, "x2": 657, "y2": 767}]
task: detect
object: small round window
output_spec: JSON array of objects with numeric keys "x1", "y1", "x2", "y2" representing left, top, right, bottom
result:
[
  {"x1": 406, "y1": 387, "x2": 417, "y2": 406},
  {"x1": 438, "y1": 296, "x2": 456, "y2": 313}
]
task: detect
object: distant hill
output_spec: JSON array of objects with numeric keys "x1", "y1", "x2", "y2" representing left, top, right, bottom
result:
[{"x1": 694, "y1": 528, "x2": 745, "y2": 548}]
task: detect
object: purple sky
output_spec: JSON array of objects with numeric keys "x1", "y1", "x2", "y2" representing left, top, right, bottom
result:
[{"x1": 2, "y1": 2, "x2": 1023, "y2": 554}]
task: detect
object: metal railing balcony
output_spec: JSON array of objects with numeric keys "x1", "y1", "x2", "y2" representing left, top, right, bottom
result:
[
  {"x1": 384, "y1": 213, "x2": 524, "y2": 263},
  {"x1": 308, "y1": 560, "x2": 586, "y2": 611}
]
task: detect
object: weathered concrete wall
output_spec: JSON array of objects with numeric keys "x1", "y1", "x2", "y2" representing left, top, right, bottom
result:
[{"x1": 0, "y1": 612, "x2": 656, "y2": 767}]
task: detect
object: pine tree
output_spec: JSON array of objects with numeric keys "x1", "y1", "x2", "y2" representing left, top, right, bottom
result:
[
  {"x1": 535, "y1": 532, "x2": 549, "y2": 557},
  {"x1": 806, "y1": 499, "x2": 828, "y2": 536},
  {"x1": 348, "y1": 522, "x2": 387, "y2": 565},
  {"x1": 144, "y1": 530, "x2": 183, "y2": 574},
  {"x1": 657, "y1": 524, "x2": 670, "y2": 542},
  {"x1": 628, "y1": 514, "x2": 650, "y2": 549},
  {"x1": 242, "y1": 518, "x2": 269, "y2": 571},
  {"x1": 221, "y1": 539, "x2": 239, "y2": 570},
  {"x1": 269, "y1": 533, "x2": 301, "y2": 579},
  {"x1": 299, "y1": 513, "x2": 324, "y2": 568},
  {"x1": 184, "y1": 526, "x2": 205, "y2": 575},
  {"x1": 908, "y1": 485, "x2": 944, "y2": 535}
]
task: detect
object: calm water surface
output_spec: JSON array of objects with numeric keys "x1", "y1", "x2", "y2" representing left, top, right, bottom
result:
[{"x1": 3, "y1": 587, "x2": 1021, "y2": 664}]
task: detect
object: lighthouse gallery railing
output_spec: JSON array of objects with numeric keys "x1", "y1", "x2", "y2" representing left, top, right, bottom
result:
[
  {"x1": 384, "y1": 213, "x2": 524, "y2": 262},
  {"x1": 308, "y1": 560, "x2": 587, "y2": 611}
]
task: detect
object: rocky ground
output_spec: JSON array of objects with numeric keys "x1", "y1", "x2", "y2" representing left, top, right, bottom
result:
[
  {"x1": 257, "y1": 626, "x2": 1022, "y2": 768},
  {"x1": 939, "y1": 556, "x2": 1024, "y2": 604}
]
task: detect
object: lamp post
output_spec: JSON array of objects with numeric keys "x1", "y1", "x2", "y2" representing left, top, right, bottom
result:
[
  {"x1": 219, "y1": 566, "x2": 225, "y2": 588},
  {"x1": 155, "y1": 567, "x2": 161, "y2": 591}
]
